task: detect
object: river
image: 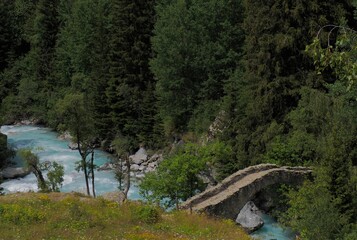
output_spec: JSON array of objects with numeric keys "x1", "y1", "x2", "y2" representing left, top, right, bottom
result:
[
  {"x1": 0, "y1": 125, "x2": 141, "y2": 198},
  {"x1": 0, "y1": 125, "x2": 295, "y2": 240}
]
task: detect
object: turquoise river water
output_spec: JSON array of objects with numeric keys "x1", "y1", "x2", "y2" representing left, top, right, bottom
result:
[{"x1": 0, "y1": 125, "x2": 295, "y2": 240}]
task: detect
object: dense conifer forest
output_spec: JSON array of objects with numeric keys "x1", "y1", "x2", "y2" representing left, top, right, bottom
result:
[{"x1": 1, "y1": 0, "x2": 356, "y2": 239}]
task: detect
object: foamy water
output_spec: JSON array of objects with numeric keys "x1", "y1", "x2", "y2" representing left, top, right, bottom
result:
[{"x1": 0, "y1": 125, "x2": 141, "y2": 198}]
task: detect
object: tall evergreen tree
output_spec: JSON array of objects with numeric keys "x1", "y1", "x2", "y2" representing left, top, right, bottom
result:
[
  {"x1": 52, "y1": 0, "x2": 112, "y2": 139},
  {"x1": 32, "y1": 0, "x2": 60, "y2": 89},
  {"x1": 151, "y1": 0, "x2": 244, "y2": 136},
  {"x1": 89, "y1": 0, "x2": 112, "y2": 139},
  {"x1": 229, "y1": 0, "x2": 354, "y2": 167},
  {"x1": 0, "y1": 0, "x2": 16, "y2": 72},
  {"x1": 106, "y1": 0, "x2": 157, "y2": 145}
]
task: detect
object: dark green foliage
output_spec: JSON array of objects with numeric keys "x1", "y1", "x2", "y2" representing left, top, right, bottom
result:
[
  {"x1": 226, "y1": 0, "x2": 353, "y2": 167},
  {"x1": 151, "y1": 0, "x2": 244, "y2": 135},
  {"x1": 0, "y1": 1, "x2": 17, "y2": 72},
  {"x1": 0, "y1": 0, "x2": 59, "y2": 122},
  {"x1": 282, "y1": 26, "x2": 357, "y2": 239},
  {"x1": 32, "y1": 0, "x2": 60, "y2": 87},
  {"x1": 53, "y1": 0, "x2": 112, "y2": 138},
  {"x1": 106, "y1": 0, "x2": 157, "y2": 145}
]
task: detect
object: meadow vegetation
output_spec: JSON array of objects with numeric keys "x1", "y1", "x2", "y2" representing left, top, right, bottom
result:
[{"x1": 0, "y1": 192, "x2": 251, "y2": 240}]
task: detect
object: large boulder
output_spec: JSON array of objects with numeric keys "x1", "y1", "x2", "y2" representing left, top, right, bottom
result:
[
  {"x1": 129, "y1": 147, "x2": 148, "y2": 165},
  {"x1": 235, "y1": 201, "x2": 264, "y2": 233},
  {"x1": 131, "y1": 164, "x2": 140, "y2": 172},
  {"x1": 0, "y1": 167, "x2": 32, "y2": 179}
]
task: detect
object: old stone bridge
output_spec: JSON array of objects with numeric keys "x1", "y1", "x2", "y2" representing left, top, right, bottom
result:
[{"x1": 180, "y1": 164, "x2": 312, "y2": 219}]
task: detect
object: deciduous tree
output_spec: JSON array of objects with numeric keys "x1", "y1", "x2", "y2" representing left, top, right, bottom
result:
[{"x1": 56, "y1": 92, "x2": 97, "y2": 196}]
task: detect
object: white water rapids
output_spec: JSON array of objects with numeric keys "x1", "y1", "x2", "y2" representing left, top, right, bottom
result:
[{"x1": 0, "y1": 125, "x2": 140, "y2": 198}]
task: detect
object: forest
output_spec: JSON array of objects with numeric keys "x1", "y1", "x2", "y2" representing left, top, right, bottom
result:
[{"x1": 0, "y1": 0, "x2": 356, "y2": 239}]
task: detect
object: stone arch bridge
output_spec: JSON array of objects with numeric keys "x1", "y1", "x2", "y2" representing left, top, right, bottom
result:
[{"x1": 180, "y1": 164, "x2": 312, "y2": 219}]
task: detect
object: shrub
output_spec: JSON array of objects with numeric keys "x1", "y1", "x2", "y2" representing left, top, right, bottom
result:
[{"x1": 133, "y1": 204, "x2": 161, "y2": 224}]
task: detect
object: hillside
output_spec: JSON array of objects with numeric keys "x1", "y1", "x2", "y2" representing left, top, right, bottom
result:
[
  {"x1": 1, "y1": 1, "x2": 356, "y2": 239},
  {"x1": 0, "y1": 192, "x2": 251, "y2": 240}
]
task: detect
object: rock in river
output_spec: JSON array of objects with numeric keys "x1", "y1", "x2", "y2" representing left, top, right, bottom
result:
[
  {"x1": 0, "y1": 167, "x2": 32, "y2": 179},
  {"x1": 129, "y1": 147, "x2": 148, "y2": 165},
  {"x1": 235, "y1": 201, "x2": 264, "y2": 233}
]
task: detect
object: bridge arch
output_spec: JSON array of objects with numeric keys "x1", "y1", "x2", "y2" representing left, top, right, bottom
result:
[{"x1": 180, "y1": 164, "x2": 312, "y2": 220}]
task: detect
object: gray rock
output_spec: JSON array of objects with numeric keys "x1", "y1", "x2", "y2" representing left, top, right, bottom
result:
[
  {"x1": 138, "y1": 165, "x2": 146, "y2": 171},
  {"x1": 145, "y1": 166, "x2": 155, "y2": 173},
  {"x1": 136, "y1": 173, "x2": 145, "y2": 179},
  {"x1": 68, "y1": 142, "x2": 78, "y2": 150},
  {"x1": 0, "y1": 167, "x2": 32, "y2": 179},
  {"x1": 235, "y1": 201, "x2": 264, "y2": 233},
  {"x1": 148, "y1": 162, "x2": 157, "y2": 169},
  {"x1": 131, "y1": 164, "x2": 140, "y2": 172},
  {"x1": 98, "y1": 162, "x2": 114, "y2": 171},
  {"x1": 58, "y1": 131, "x2": 72, "y2": 141},
  {"x1": 19, "y1": 120, "x2": 31, "y2": 125},
  {"x1": 148, "y1": 153, "x2": 162, "y2": 162},
  {"x1": 15, "y1": 119, "x2": 41, "y2": 126},
  {"x1": 129, "y1": 147, "x2": 148, "y2": 165}
]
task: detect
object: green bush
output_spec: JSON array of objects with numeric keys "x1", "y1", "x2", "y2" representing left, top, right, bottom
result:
[{"x1": 133, "y1": 204, "x2": 161, "y2": 224}]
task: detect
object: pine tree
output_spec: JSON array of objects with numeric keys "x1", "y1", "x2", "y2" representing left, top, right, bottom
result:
[
  {"x1": 0, "y1": 0, "x2": 16, "y2": 72},
  {"x1": 86, "y1": 0, "x2": 114, "y2": 140},
  {"x1": 151, "y1": 0, "x2": 244, "y2": 135},
  {"x1": 230, "y1": 0, "x2": 354, "y2": 167},
  {"x1": 106, "y1": 0, "x2": 157, "y2": 145},
  {"x1": 52, "y1": 0, "x2": 112, "y2": 139},
  {"x1": 32, "y1": 0, "x2": 60, "y2": 89}
]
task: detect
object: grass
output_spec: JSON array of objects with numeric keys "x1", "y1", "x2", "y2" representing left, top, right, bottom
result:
[{"x1": 0, "y1": 192, "x2": 251, "y2": 240}]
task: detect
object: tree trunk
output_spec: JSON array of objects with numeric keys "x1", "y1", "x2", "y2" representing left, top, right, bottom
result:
[
  {"x1": 175, "y1": 195, "x2": 179, "y2": 210},
  {"x1": 90, "y1": 150, "x2": 96, "y2": 198},
  {"x1": 77, "y1": 131, "x2": 90, "y2": 196},
  {"x1": 81, "y1": 153, "x2": 90, "y2": 196},
  {"x1": 31, "y1": 164, "x2": 47, "y2": 191},
  {"x1": 123, "y1": 154, "x2": 131, "y2": 200}
]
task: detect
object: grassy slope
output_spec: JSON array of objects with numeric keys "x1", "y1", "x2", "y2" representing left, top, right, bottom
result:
[{"x1": 0, "y1": 192, "x2": 251, "y2": 240}]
